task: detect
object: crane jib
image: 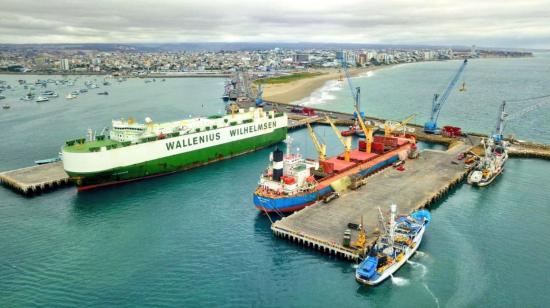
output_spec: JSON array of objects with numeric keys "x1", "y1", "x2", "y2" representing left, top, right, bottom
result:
[{"x1": 425, "y1": 59, "x2": 468, "y2": 132}]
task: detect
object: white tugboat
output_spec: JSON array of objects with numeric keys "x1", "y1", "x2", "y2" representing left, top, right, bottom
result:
[{"x1": 355, "y1": 204, "x2": 431, "y2": 286}]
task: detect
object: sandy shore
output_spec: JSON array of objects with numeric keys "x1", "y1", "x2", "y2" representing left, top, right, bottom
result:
[{"x1": 262, "y1": 65, "x2": 395, "y2": 104}]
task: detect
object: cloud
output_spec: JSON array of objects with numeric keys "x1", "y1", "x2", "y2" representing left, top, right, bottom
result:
[{"x1": 0, "y1": 0, "x2": 549, "y2": 48}]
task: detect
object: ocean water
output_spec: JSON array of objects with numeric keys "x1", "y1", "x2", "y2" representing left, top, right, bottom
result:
[
  {"x1": 297, "y1": 53, "x2": 550, "y2": 143},
  {"x1": 1, "y1": 58, "x2": 550, "y2": 307}
]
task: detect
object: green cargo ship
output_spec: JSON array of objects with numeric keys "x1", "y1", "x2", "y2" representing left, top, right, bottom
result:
[{"x1": 62, "y1": 107, "x2": 288, "y2": 190}]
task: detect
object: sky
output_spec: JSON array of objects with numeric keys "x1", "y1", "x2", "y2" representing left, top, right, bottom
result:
[{"x1": 1, "y1": 0, "x2": 549, "y2": 49}]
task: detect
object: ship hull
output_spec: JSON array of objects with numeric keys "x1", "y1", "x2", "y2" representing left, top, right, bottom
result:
[
  {"x1": 254, "y1": 152, "x2": 401, "y2": 213},
  {"x1": 68, "y1": 127, "x2": 287, "y2": 190},
  {"x1": 254, "y1": 186, "x2": 333, "y2": 213},
  {"x1": 355, "y1": 225, "x2": 426, "y2": 286}
]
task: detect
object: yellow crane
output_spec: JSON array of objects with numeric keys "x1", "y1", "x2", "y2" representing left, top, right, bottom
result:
[
  {"x1": 351, "y1": 216, "x2": 367, "y2": 250},
  {"x1": 326, "y1": 115, "x2": 352, "y2": 161},
  {"x1": 384, "y1": 114, "x2": 416, "y2": 137},
  {"x1": 306, "y1": 122, "x2": 326, "y2": 161},
  {"x1": 354, "y1": 107, "x2": 374, "y2": 153}
]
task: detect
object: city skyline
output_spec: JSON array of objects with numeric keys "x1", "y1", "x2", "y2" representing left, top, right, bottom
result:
[{"x1": 1, "y1": 0, "x2": 549, "y2": 49}]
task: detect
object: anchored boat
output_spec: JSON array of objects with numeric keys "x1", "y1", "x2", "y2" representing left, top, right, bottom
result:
[
  {"x1": 62, "y1": 107, "x2": 287, "y2": 190},
  {"x1": 355, "y1": 205, "x2": 431, "y2": 286},
  {"x1": 468, "y1": 102, "x2": 509, "y2": 187},
  {"x1": 467, "y1": 138, "x2": 508, "y2": 187}
]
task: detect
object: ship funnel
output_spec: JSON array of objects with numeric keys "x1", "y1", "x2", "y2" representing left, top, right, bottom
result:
[{"x1": 272, "y1": 147, "x2": 284, "y2": 181}]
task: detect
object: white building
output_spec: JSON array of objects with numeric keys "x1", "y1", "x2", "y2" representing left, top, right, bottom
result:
[{"x1": 60, "y1": 58, "x2": 70, "y2": 71}]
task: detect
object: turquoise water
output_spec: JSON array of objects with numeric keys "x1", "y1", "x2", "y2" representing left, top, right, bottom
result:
[
  {"x1": 300, "y1": 53, "x2": 550, "y2": 143},
  {"x1": 1, "y1": 58, "x2": 549, "y2": 307}
]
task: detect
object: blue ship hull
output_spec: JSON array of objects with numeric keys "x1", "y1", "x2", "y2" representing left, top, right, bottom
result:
[
  {"x1": 254, "y1": 186, "x2": 333, "y2": 213},
  {"x1": 254, "y1": 154, "x2": 399, "y2": 213}
]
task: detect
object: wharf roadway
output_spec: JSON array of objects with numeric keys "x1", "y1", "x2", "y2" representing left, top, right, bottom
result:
[
  {"x1": 271, "y1": 143, "x2": 471, "y2": 261},
  {"x1": 0, "y1": 161, "x2": 70, "y2": 195}
]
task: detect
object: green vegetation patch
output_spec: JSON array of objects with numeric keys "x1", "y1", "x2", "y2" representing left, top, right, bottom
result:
[{"x1": 256, "y1": 72, "x2": 325, "y2": 84}]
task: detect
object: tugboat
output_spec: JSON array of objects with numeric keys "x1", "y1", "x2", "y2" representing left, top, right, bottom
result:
[
  {"x1": 355, "y1": 204, "x2": 431, "y2": 286},
  {"x1": 467, "y1": 102, "x2": 509, "y2": 187}
]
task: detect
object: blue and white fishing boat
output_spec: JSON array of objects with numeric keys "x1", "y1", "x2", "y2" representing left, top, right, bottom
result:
[{"x1": 355, "y1": 205, "x2": 431, "y2": 286}]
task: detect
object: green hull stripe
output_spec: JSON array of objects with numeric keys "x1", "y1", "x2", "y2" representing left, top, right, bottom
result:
[{"x1": 67, "y1": 127, "x2": 287, "y2": 186}]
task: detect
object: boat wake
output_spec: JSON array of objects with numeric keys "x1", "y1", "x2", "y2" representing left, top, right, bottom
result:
[
  {"x1": 423, "y1": 282, "x2": 441, "y2": 308},
  {"x1": 406, "y1": 260, "x2": 427, "y2": 278},
  {"x1": 443, "y1": 216, "x2": 488, "y2": 307},
  {"x1": 390, "y1": 275, "x2": 410, "y2": 286},
  {"x1": 414, "y1": 250, "x2": 427, "y2": 258}
]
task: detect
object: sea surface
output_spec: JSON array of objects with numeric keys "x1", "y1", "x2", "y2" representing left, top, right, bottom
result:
[
  {"x1": 298, "y1": 53, "x2": 550, "y2": 143},
  {"x1": 1, "y1": 56, "x2": 549, "y2": 307}
]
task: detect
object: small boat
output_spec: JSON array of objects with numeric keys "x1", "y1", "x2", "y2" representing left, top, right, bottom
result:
[
  {"x1": 89, "y1": 84, "x2": 99, "y2": 89},
  {"x1": 103, "y1": 81, "x2": 111, "y2": 86},
  {"x1": 467, "y1": 103, "x2": 509, "y2": 187},
  {"x1": 42, "y1": 90, "x2": 58, "y2": 98},
  {"x1": 35, "y1": 96, "x2": 49, "y2": 103},
  {"x1": 2, "y1": 104, "x2": 10, "y2": 109},
  {"x1": 467, "y1": 139, "x2": 508, "y2": 187},
  {"x1": 79, "y1": 88, "x2": 88, "y2": 93},
  {"x1": 34, "y1": 157, "x2": 61, "y2": 165},
  {"x1": 97, "y1": 91, "x2": 109, "y2": 95},
  {"x1": 356, "y1": 205, "x2": 430, "y2": 286},
  {"x1": 20, "y1": 93, "x2": 34, "y2": 101},
  {"x1": 144, "y1": 80, "x2": 152, "y2": 83},
  {"x1": 65, "y1": 93, "x2": 78, "y2": 99},
  {"x1": 0, "y1": 95, "x2": 5, "y2": 100}
]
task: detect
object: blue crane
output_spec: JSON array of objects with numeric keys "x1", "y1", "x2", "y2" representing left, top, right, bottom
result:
[
  {"x1": 255, "y1": 83, "x2": 264, "y2": 107},
  {"x1": 424, "y1": 59, "x2": 468, "y2": 133},
  {"x1": 340, "y1": 59, "x2": 363, "y2": 118}
]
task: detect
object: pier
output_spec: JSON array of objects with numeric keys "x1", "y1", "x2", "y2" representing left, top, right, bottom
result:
[
  {"x1": 271, "y1": 143, "x2": 471, "y2": 261},
  {"x1": 0, "y1": 162, "x2": 70, "y2": 195},
  {"x1": 1, "y1": 100, "x2": 548, "y2": 197}
]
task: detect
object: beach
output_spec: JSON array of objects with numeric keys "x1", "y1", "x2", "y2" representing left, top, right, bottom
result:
[{"x1": 262, "y1": 65, "x2": 394, "y2": 104}]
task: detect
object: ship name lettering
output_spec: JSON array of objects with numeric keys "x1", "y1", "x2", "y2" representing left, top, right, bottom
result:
[{"x1": 165, "y1": 132, "x2": 221, "y2": 151}]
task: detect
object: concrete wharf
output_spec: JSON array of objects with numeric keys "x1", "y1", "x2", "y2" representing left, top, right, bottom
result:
[
  {"x1": 271, "y1": 143, "x2": 471, "y2": 261},
  {"x1": 0, "y1": 162, "x2": 70, "y2": 195},
  {"x1": 1, "y1": 100, "x2": 548, "y2": 196}
]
